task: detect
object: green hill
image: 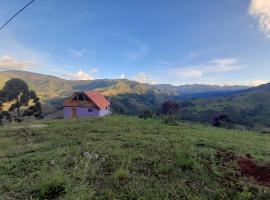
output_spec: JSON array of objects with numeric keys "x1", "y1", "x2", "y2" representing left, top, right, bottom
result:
[
  {"x1": 0, "y1": 70, "x2": 80, "y2": 99},
  {"x1": 0, "y1": 70, "x2": 156, "y2": 99},
  {"x1": 0, "y1": 115, "x2": 269, "y2": 199},
  {"x1": 181, "y1": 83, "x2": 270, "y2": 128}
]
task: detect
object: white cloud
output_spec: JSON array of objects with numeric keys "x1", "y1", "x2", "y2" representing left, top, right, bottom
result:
[
  {"x1": 126, "y1": 38, "x2": 150, "y2": 60},
  {"x1": 64, "y1": 70, "x2": 93, "y2": 80},
  {"x1": 170, "y1": 58, "x2": 244, "y2": 78},
  {"x1": 210, "y1": 58, "x2": 238, "y2": 66},
  {"x1": 67, "y1": 48, "x2": 91, "y2": 57},
  {"x1": 89, "y1": 68, "x2": 98, "y2": 73},
  {"x1": 0, "y1": 55, "x2": 36, "y2": 70},
  {"x1": 63, "y1": 68, "x2": 99, "y2": 80},
  {"x1": 133, "y1": 72, "x2": 156, "y2": 84},
  {"x1": 248, "y1": 79, "x2": 268, "y2": 86},
  {"x1": 120, "y1": 74, "x2": 126, "y2": 79},
  {"x1": 249, "y1": 0, "x2": 270, "y2": 38},
  {"x1": 217, "y1": 79, "x2": 268, "y2": 87}
]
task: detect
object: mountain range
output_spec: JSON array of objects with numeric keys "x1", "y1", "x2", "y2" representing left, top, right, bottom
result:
[
  {"x1": 1, "y1": 70, "x2": 269, "y2": 129},
  {"x1": 0, "y1": 70, "x2": 249, "y2": 98}
]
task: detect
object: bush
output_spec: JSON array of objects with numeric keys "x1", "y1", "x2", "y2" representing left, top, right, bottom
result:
[
  {"x1": 0, "y1": 111, "x2": 12, "y2": 123},
  {"x1": 114, "y1": 168, "x2": 130, "y2": 182},
  {"x1": 33, "y1": 173, "x2": 67, "y2": 199},
  {"x1": 139, "y1": 110, "x2": 153, "y2": 119},
  {"x1": 161, "y1": 115, "x2": 179, "y2": 126},
  {"x1": 162, "y1": 101, "x2": 180, "y2": 115},
  {"x1": 212, "y1": 114, "x2": 232, "y2": 128}
]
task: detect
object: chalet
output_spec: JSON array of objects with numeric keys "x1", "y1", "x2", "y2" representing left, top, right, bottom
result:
[{"x1": 63, "y1": 91, "x2": 111, "y2": 119}]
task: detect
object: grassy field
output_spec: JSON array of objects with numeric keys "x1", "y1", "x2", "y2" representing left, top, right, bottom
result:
[{"x1": 0, "y1": 115, "x2": 270, "y2": 199}]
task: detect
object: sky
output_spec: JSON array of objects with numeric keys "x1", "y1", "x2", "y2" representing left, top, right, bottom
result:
[{"x1": 0, "y1": 0, "x2": 270, "y2": 86}]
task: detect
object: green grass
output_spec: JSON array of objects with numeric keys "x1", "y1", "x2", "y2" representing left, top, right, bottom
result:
[{"x1": 0, "y1": 115, "x2": 270, "y2": 199}]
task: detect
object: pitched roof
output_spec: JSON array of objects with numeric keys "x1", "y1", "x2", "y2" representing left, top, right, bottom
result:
[{"x1": 84, "y1": 91, "x2": 110, "y2": 109}]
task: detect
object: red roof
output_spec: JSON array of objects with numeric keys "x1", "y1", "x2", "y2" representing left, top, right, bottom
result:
[{"x1": 84, "y1": 91, "x2": 110, "y2": 109}]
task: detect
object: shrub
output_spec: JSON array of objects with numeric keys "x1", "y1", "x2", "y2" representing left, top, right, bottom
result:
[
  {"x1": 162, "y1": 101, "x2": 180, "y2": 115},
  {"x1": 114, "y1": 168, "x2": 130, "y2": 182},
  {"x1": 33, "y1": 173, "x2": 67, "y2": 199},
  {"x1": 139, "y1": 110, "x2": 153, "y2": 119},
  {"x1": 212, "y1": 114, "x2": 232, "y2": 128},
  {"x1": 174, "y1": 148, "x2": 198, "y2": 171},
  {"x1": 161, "y1": 115, "x2": 179, "y2": 126}
]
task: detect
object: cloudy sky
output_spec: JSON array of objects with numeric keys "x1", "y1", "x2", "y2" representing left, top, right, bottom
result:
[{"x1": 0, "y1": 0, "x2": 269, "y2": 86}]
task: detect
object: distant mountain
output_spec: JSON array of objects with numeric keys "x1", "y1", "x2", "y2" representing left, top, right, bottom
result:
[
  {"x1": 154, "y1": 84, "x2": 249, "y2": 96},
  {"x1": 0, "y1": 70, "x2": 249, "y2": 98}
]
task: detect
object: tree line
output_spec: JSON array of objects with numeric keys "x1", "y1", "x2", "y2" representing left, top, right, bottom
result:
[{"x1": 139, "y1": 100, "x2": 232, "y2": 128}]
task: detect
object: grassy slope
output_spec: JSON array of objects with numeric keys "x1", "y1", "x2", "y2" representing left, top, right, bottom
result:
[
  {"x1": 182, "y1": 87, "x2": 270, "y2": 128},
  {"x1": 0, "y1": 70, "x2": 78, "y2": 99},
  {"x1": 0, "y1": 71, "x2": 154, "y2": 99},
  {"x1": 0, "y1": 116, "x2": 269, "y2": 199}
]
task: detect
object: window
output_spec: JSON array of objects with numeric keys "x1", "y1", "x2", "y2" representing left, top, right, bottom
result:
[
  {"x1": 88, "y1": 108, "x2": 93, "y2": 112},
  {"x1": 78, "y1": 93, "x2": 84, "y2": 101}
]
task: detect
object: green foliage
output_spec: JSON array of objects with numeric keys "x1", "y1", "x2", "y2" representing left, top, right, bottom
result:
[
  {"x1": 180, "y1": 87, "x2": 270, "y2": 129},
  {"x1": 162, "y1": 100, "x2": 180, "y2": 115},
  {"x1": 0, "y1": 115, "x2": 269, "y2": 199},
  {"x1": 33, "y1": 171, "x2": 67, "y2": 199},
  {"x1": 139, "y1": 110, "x2": 153, "y2": 119},
  {"x1": 212, "y1": 114, "x2": 232, "y2": 128},
  {"x1": 3, "y1": 78, "x2": 29, "y2": 102},
  {"x1": 161, "y1": 115, "x2": 179, "y2": 126},
  {"x1": 113, "y1": 168, "x2": 130, "y2": 182}
]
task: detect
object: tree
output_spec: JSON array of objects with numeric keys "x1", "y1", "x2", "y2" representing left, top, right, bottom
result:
[
  {"x1": 212, "y1": 114, "x2": 232, "y2": 128},
  {"x1": 3, "y1": 79, "x2": 29, "y2": 117},
  {"x1": 23, "y1": 96, "x2": 43, "y2": 118},
  {"x1": 162, "y1": 101, "x2": 180, "y2": 115},
  {"x1": 2, "y1": 78, "x2": 42, "y2": 118}
]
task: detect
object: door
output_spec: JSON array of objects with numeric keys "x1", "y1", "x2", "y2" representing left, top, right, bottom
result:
[{"x1": 71, "y1": 108, "x2": 77, "y2": 118}]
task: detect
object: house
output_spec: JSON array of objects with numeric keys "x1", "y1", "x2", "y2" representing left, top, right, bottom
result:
[{"x1": 63, "y1": 91, "x2": 111, "y2": 119}]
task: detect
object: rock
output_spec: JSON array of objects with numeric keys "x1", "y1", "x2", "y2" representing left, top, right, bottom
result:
[{"x1": 83, "y1": 152, "x2": 99, "y2": 160}]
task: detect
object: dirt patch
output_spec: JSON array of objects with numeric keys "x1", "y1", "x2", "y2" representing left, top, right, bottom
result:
[
  {"x1": 216, "y1": 150, "x2": 236, "y2": 167},
  {"x1": 237, "y1": 156, "x2": 270, "y2": 187}
]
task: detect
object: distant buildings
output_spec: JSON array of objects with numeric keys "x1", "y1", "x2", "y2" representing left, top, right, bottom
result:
[{"x1": 63, "y1": 91, "x2": 111, "y2": 119}]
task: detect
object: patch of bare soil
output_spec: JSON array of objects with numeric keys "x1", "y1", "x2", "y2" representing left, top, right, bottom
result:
[
  {"x1": 216, "y1": 150, "x2": 236, "y2": 167},
  {"x1": 237, "y1": 156, "x2": 270, "y2": 187}
]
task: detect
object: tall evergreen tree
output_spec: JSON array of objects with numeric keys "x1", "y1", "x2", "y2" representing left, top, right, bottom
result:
[{"x1": 2, "y1": 78, "x2": 42, "y2": 118}]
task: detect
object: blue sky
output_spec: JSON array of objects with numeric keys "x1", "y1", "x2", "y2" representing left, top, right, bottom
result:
[{"x1": 0, "y1": 0, "x2": 270, "y2": 86}]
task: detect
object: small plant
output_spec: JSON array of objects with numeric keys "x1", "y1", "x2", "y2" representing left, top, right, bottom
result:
[
  {"x1": 236, "y1": 190, "x2": 253, "y2": 200},
  {"x1": 114, "y1": 168, "x2": 130, "y2": 182},
  {"x1": 33, "y1": 172, "x2": 67, "y2": 199},
  {"x1": 161, "y1": 115, "x2": 179, "y2": 126},
  {"x1": 174, "y1": 148, "x2": 198, "y2": 171}
]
